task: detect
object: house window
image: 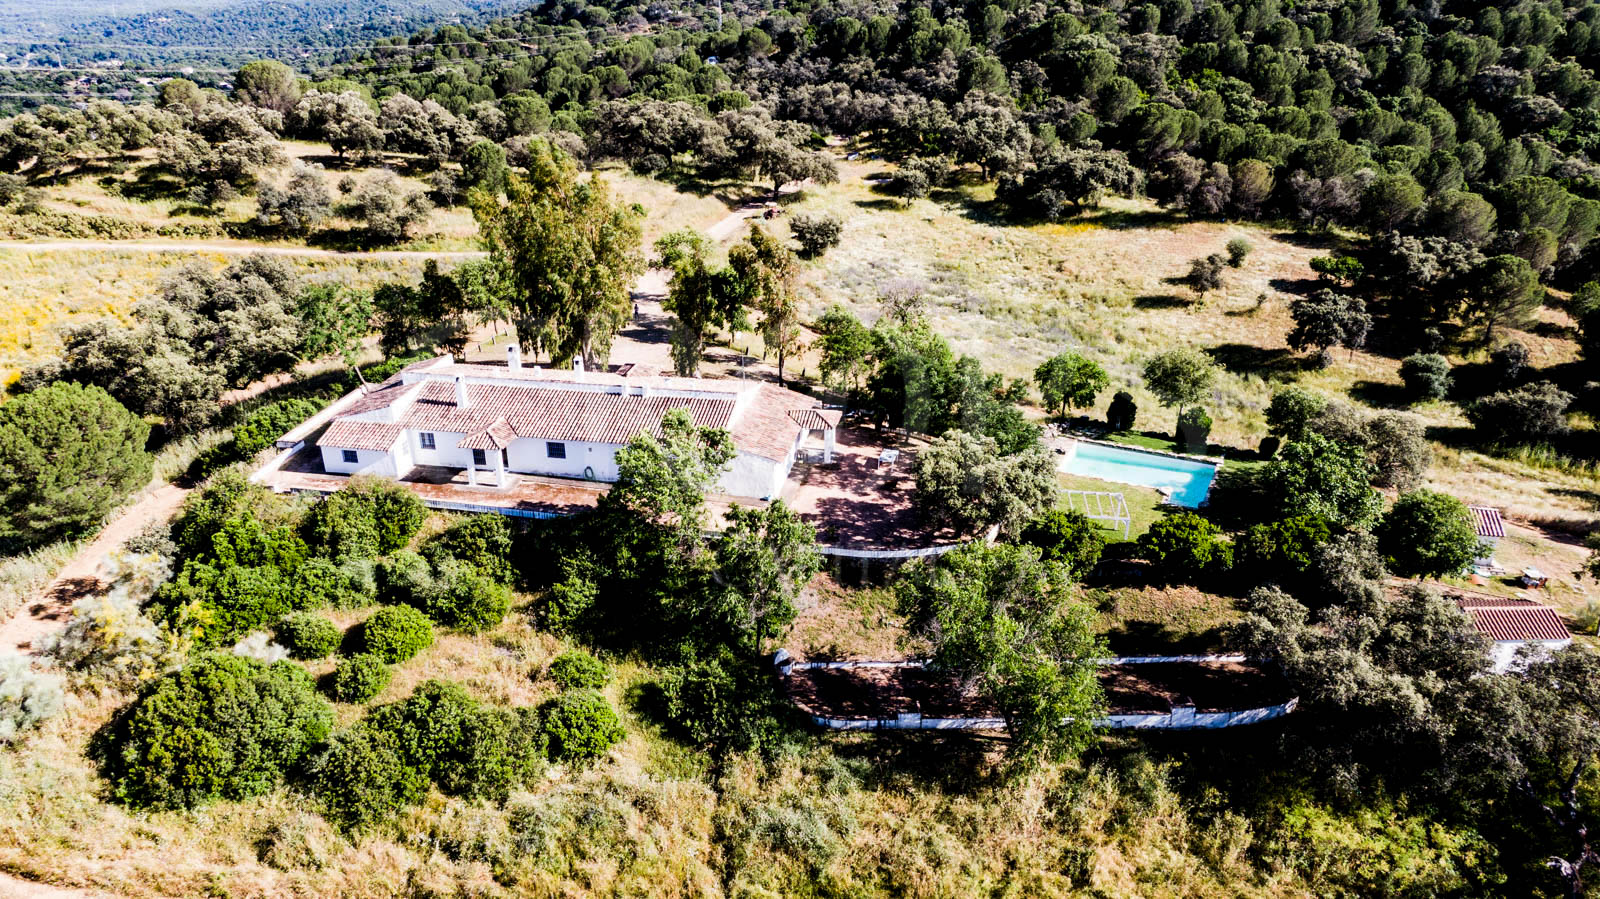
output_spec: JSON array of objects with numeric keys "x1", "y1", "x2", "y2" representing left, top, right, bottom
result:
[
  {"x1": 419, "y1": 432, "x2": 436, "y2": 450},
  {"x1": 472, "y1": 448, "x2": 487, "y2": 466},
  {"x1": 342, "y1": 449, "x2": 358, "y2": 464},
  {"x1": 546, "y1": 441, "x2": 567, "y2": 459}
]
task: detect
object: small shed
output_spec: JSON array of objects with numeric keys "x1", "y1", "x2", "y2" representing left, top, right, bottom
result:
[
  {"x1": 1468, "y1": 505, "x2": 1505, "y2": 546},
  {"x1": 1455, "y1": 596, "x2": 1571, "y2": 672}
]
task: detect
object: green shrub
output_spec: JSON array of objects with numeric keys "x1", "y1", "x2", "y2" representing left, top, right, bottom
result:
[
  {"x1": 790, "y1": 212, "x2": 843, "y2": 257},
  {"x1": 360, "y1": 606, "x2": 433, "y2": 663},
  {"x1": 542, "y1": 560, "x2": 598, "y2": 633},
  {"x1": 1399, "y1": 353, "x2": 1452, "y2": 401},
  {"x1": 292, "y1": 557, "x2": 377, "y2": 609},
  {"x1": 430, "y1": 561, "x2": 512, "y2": 633},
  {"x1": 92, "y1": 653, "x2": 332, "y2": 810},
  {"x1": 1176, "y1": 406, "x2": 1212, "y2": 448},
  {"x1": 1137, "y1": 512, "x2": 1230, "y2": 583},
  {"x1": 1233, "y1": 516, "x2": 1332, "y2": 588},
  {"x1": 1465, "y1": 381, "x2": 1574, "y2": 446},
  {"x1": 329, "y1": 653, "x2": 391, "y2": 703},
  {"x1": 1264, "y1": 387, "x2": 1327, "y2": 442},
  {"x1": 376, "y1": 550, "x2": 435, "y2": 607},
  {"x1": 274, "y1": 612, "x2": 342, "y2": 660},
  {"x1": 422, "y1": 514, "x2": 514, "y2": 583},
  {"x1": 302, "y1": 477, "x2": 426, "y2": 561},
  {"x1": 308, "y1": 725, "x2": 427, "y2": 833},
  {"x1": 1018, "y1": 509, "x2": 1106, "y2": 577},
  {"x1": 364, "y1": 680, "x2": 540, "y2": 798},
  {"x1": 659, "y1": 649, "x2": 788, "y2": 754},
  {"x1": 158, "y1": 561, "x2": 294, "y2": 647},
  {"x1": 1225, "y1": 237, "x2": 1252, "y2": 267},
  {"x1": 538, "y1": 689, "x2": 624, "y2": 764},
  {"x1": 548, "y1": 650, "x2": 610, "y2": 691},
  {"x1": 232, "y1": 398, "x2": 323, "y2": 457},
  {"x1": 1375, "y1": 490, "x2": 1482, "y2": 578}
]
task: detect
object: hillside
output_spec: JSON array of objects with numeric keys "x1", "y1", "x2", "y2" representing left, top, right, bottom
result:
[{"x1": 0, "y1": 0, "x2": 1597, "y2": 896}]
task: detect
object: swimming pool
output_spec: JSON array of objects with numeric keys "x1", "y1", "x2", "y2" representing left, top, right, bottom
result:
[{"x1": 1061, "y1": 441, "x2": 1220, "y2": 508}]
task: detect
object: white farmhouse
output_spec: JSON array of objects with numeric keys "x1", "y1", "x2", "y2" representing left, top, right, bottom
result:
[{"x1": 311, "y1": 351, "x2": 840, "y2": 501}]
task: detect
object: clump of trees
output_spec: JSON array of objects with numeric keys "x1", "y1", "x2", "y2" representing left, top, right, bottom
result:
[{"x1": 914, "y1": 430, "x2": 1056, "y2": 536}]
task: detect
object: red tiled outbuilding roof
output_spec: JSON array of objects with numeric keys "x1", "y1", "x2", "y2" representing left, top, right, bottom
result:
[
  {"x1": 1467, "y1": 505, "x2": 1506, "y2": 539},
  {"x1": 1458, "y1": 601, "x2": 1570, "y2": 642}
]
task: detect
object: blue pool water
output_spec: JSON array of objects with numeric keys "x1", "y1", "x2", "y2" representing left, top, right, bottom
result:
[{"x1": 1062, "y1": 441, "x2": 1220, "y2": 508}]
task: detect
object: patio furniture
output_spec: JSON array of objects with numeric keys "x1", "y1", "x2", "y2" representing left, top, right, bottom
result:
[{"x1": 1520, "y1": 567, "x2": 1549, "y2": 589}]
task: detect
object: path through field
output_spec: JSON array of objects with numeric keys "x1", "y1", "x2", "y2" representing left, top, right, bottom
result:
[{"x1": 0, "y1": 240, "x2": 487, "y2": 259}]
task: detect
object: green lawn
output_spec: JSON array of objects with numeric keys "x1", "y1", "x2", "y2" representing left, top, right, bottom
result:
[{"x1": 1057, "y1": 471, "x2": 1169, "y2": 542}]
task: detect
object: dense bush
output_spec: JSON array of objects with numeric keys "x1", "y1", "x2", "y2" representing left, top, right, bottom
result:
[
  {"x1": 1376, "y1": 491, "x2": 1482, "y2": 578},
  {"x1": 0, "y1": 382, "x2": 153, "y2": 548},
  {"x1": 430, "y1": 561, "x2": 513, "y2": 633},
  {"x1": 1233, "y1": 516, "x2": 1332, "y2": 589},
  {"x1": 302, "y1": 477, "x2": 427, "y2": 560},
  {"x1": 1264, "y1": 387, "x2": 1327, "y2": 442},
  {"x1": 360, "y1": 606, "x2": 434, "y2": 663},
  {"x1": 307, "y1": 725, "x2": 427, "y2": 833},
  {"x1": 328, "y1": 652, "x2": 391, "y2": 703},
  {"x1": 1175, "y1": 406, "x2": 1212, "y2": 448},
  {"x1": 1018, "y1": 509, "x2": 1106, "y2": 580},
  {"x1": 92, "y1": 653, "x2": 332, "y2": 810},
  {"x1": 789, "y1": 212, "x2": 842, "y2": 257},
  {"x1": 422, "y1": 514, "x2": 514, "y2": 583},
  {"x1": 378, "y1": 551, "x2": 511, "y2": 633},
  {"x1": 1466, "y1": 382, "x2": 1574, "y2": 446},
  {"x1": 538, "y1": 689, "x2": 624, "y2": 764},
  {"x1": 1137, "y1": 513, "x2": 1230, "y2": 583},
  {"x1": 1399, "y1": 354, "x2": 1452, "y2": 402},
  {"x1": 292, "y1": 557, "x2": 377, "y2": 609},
  {"x1": 365, "y1": 680, "x2": 543, "y2": 799},
  {"x1": 0, "y1": 653, "x2": 65, "y2": 743},
  {"x1": 274, "y1": 612, "x2": 341, "y2": 660},
  {"x1": 232, "y1": 398, "x2": 322, "y2": 456},
  {"x1": 1262, "y1": 434, "x2": 1382, "y2": 529},
  {"x1": 548, "y1": 650, "x2": 610, "y2": 691}
]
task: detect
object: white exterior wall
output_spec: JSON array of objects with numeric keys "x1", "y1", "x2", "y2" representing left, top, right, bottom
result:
[
  {"x1": 721, "y1": 451, "x2": 788, "y2": 500},
  {"x1": 1489, "y1": 638, "x2": 1571, "y2": 673},
  {"x1": 321, "y1": 445, "x2": 400, "y2": 477},
  {"x1": 408, "y1": 430, "x2": 471, "y2": 468},
  {"x1": 506, "y1": 438, "x2": 621, "y2": 481}
]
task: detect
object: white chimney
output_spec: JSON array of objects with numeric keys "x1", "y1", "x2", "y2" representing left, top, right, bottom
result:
[
  {"x1": 454, "y1": 376, "x2": 470, "y2": 409},
  {"x1": 507, "y1": 344, "x2": 522, "y2": 371},
  {"x1": 572, "y1": 357, "x2": 584, "y2": 372}
]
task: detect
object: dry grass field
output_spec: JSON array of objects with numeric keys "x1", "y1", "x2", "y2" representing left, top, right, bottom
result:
[
  {"x1": 776, "y1": 160, "x2": 1599, "y2": 531},
  {"x1": 0, "y1": 249, "x2": 435, "y2": 386}
]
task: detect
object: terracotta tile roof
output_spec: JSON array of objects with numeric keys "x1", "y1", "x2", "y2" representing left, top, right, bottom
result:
[
  {"x1": 733, "y1": 384, "x2": 821, "y2": 461},
  {"x1": 459, "y1": 418, "x2": 517, "y2": 450},
  {"x1": 1453, "y1": 594, "x2": 1543, "y2": 609},
  {"x1": 403, "y1": 381, "x2": 736, "y2": 446},
  {"x1": 788, "y1": 408, "x2": 843, "y2": 431},
  {"x1": 1467, "y1": 505, "x2": 1506, "y2": 539},
  {"x1": 322, "y1": 361, "x2": 833, "y2": 464},
  {"x1": 1458, "y1": 601, "x2": 1570, "y2": 642},
  {"x1": 322, "y1": 420, "x2": 404, "y2": 451}
]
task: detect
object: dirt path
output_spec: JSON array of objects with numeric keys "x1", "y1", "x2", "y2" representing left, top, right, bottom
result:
[
  {"x1": 0, "y1": 485, "x2": 189, "y2": 656},
  {"x1": 0, "y1": 240, "x2": 486, "y2": 259},
  {"x1": 0, "y1": 871, "x2": 127, "y2": 899}
]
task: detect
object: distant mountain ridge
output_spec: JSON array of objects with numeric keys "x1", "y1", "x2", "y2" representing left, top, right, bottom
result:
[{"x1": 0, "y1": 0, "x2": 535, "y2": 64}]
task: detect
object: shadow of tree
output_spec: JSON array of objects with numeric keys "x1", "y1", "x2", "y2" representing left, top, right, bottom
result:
[
  {"x1": 1268, "y1": 276, "x2": 1322, "y2": 297},
  {"x1": 853, "y1": 198, "x2": 905, "y2": 212},
  {"x1": 1348, "y1": 380, "x2": 1415, "y2": 409},
  {"x1": 1085, "y1": 207, "x2": 1187, "y2": 230},
  {"x1": 1205, "y1": 343, "x2": 1304, "y2": 379},
  {"x1": 1099, "y1": 620, "x2": 1233, "y2": 655},
  {"x1": 1133, "y1": 293, "x2": 1191, "y2": 309}
]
